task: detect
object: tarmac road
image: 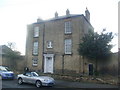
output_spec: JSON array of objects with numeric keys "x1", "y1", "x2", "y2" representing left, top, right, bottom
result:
[{"x1": 1, "y1": 79, "x2": 119, "y2": 89}]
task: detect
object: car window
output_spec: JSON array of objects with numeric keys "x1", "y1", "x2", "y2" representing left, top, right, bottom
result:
[
  {"x1": 25, "y1": 72, "x2": 32, "y2": 76},
  {"x1": 32, "y1": 72, "x2": 39, "y2": 76}
]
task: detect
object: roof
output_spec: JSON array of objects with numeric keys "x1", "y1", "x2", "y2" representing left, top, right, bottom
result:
[
  {"x1": 33, "y1": 14, "x2": 92, "y2": 27},
  {"x1": 45, "y1": 14, "x2": 83, "y2": 22},
  {"x1": 34, "y1": 14, "x2": 82, "y2": 23},
  {"x1": 0, "y1": 45, "x2": 12, "y2": 55}
]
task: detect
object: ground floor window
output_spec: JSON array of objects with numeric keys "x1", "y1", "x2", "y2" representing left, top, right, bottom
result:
[{"x1": 32, "y1": 58, "x2": 38, "y2": 66}]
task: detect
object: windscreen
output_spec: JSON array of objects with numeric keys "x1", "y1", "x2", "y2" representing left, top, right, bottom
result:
[{"x1": 0, "y1": 66, "x2": 11, "y2": 71}]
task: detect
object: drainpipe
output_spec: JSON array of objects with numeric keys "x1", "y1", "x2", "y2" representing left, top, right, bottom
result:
[
  {"x1": 42, "y1": 23, "x2": 45, "y2": 73},
  {"x1": 62, "y1": 54, "x2": 64, "y2": 74},
  {"x1": 83, "y1": 56, "x2": 85, "y2": 75}
]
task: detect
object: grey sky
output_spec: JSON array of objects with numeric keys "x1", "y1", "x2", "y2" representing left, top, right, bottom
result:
[{"x1": 0, "y1": 0, "x2": 119, "y2": 55}]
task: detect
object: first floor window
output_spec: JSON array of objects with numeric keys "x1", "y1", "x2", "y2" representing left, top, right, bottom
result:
[
  {"x1": 65, "y1": 21, "x2": 72, "y2": 34},
  {"x1": 33, "y1": 41, "x2": 38, "y2": 55},
  {"x1": 47, "y1": 41, "x2": 53, "y2": 48},
  {"x1": 32, "y1": 58, "x2": 38, "y2": 66},
  {"x1": 64, "y1": 39, "x2": 72, "y2": 54}
]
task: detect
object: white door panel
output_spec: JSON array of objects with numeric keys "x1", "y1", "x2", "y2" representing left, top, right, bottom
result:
[{"x1": 44, "y1": 54, "x2": 54, "y2": 73}]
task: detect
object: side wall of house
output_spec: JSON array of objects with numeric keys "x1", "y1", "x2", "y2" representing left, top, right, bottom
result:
[
  {"x1": 25, "y1": 24, "x2": 34, "y2": 70},
  {"x1": 26, "y1": 23, "x2": 44, "y2": 72}
]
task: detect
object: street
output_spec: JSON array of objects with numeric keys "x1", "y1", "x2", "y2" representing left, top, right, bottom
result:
[
  {"x1": 2, "y1": 79, "x2": 65, "y2": 88},
  {"x1": 1, "y1": 79, "x2": 118, "y2": 89}
]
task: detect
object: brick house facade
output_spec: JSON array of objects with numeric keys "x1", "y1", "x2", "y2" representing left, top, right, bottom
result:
[{"x1": 25, "y1": 9, "x2": 94, "y2": 75}]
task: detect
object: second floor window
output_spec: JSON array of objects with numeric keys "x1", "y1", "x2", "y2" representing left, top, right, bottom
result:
[
  {"x1": 34, "y1": 26, "x2": 39, "y2": 37},
  {"x1": 65, "y1": 21, "x2": 72, "y2": 34},
  {"x1": 33, "y1": 41, "x2": 38, "y2": 55},
  {"x1": 64, "y1": 39, "x2": 72, "y2": 54},
  {"x1": 47, "y1": 41, "x2": 53, "y2": 48}
]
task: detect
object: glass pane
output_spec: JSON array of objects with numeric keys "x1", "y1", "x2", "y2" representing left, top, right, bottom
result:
[
  {"x1": 33, "y1": 42, "x2": 38, "y2": 55},
  {"x1": 65, "y1": 21, "x2": 71, "y2": 34},
  {"x1": 65, "y1": 39, "x2": 72, "y2": 54},
  {"x1": 34, "y1": 27, "x2": 39, "y2": 37}
]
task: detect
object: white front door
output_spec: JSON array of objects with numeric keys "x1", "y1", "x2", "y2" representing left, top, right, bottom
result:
[{"x1": 44, "y1": 54, "x2": 54, "y2": 73}]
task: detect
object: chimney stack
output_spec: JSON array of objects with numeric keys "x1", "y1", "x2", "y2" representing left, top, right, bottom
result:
[
  {"x1": 66, "y1": 9, "x2": 70, "y2": 16},
  {"x1": 55, "y1": 12, "x2": 58, "y2": 18},
  {"x1": 85, "y1": 7, "x2": 90, "y2": 22},
  {"x1": 37, "y1": 17, "x2": 43, "y2": 22}
]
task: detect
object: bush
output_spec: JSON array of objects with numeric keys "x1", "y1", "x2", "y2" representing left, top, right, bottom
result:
[{"x1": 94, "y1": 71, "x2": 100, "y2": 76}]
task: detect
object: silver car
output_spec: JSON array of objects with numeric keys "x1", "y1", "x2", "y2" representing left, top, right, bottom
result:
[{"x1": 17, "y1": 72, "x2": 55, "y2": 88}]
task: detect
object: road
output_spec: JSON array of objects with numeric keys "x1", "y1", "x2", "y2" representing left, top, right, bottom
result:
[{"x1": 1, "y1": 79, "x2": 119, "y2": 89}]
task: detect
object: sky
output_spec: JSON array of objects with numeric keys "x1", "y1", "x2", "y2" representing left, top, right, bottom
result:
[{"x1": 0, "y1": 0, "x2": 119, "y2": 55}]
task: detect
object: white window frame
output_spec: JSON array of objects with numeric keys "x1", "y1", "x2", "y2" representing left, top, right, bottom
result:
[
  {"x1": 64, "y1": 39, "x2": 72, "y2": 54},
  {"x1": 33, "y1": 41, "x2": 39, "y2": 55},
  {"x1": 65, "y1": 21, "x2": 72, "y2": 34},
  {"x1": 47, "y1": 41, "x2": 53, "y2": 48},
  {"x1": 34, "y1": 26, "x2": 39, "y2": 37},
  {"x1": 32, "y1": 58, "x2": 38, "y2": 66}
]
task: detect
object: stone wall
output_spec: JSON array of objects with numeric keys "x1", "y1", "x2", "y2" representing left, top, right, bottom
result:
[
  {"x1": 0, "y1": 55, "x2": 25, "y2": 72},
  {"x1": 98, "y1": 53, "x2": 118, "y2": 76}
]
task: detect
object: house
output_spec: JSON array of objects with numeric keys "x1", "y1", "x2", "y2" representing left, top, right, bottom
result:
[{"x1": 25, "y1": 9, "x2": 94, "y2": 75}]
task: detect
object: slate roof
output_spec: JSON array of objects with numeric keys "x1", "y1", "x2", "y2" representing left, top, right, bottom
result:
[{"x1": 33, "y1": 14, "x2": 92, "y2": 27}]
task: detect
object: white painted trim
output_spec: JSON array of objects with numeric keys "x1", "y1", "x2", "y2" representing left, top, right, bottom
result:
[
  {"x1": 32, "y1": 64, "x2": 38, "y2": 66},
  {"x1": 44, "y1": 54, "x2": 54, "y2": 57}
]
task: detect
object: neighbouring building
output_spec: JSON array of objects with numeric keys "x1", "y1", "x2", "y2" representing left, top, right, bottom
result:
[
  {"x1": 0, "y1": 45, "x2": 13, "y2": 67},
  {"x1": 0, "y1": 45, "x2": 25, "y2": 72},
  {"x1": 25, "y1": 8, "x2": 94, "y2": 75}
]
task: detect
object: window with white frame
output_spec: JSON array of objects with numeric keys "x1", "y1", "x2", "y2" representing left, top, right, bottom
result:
[
  {"x1": 34, "y1": 26, "x2": 39, "y2": 37},
  {"x1": 32, "y1": 58, "x2": 38, "y2": 66},
  {"x1": 65, "y1": 21, "x2": 72, "y2": 34},
  {"x1": 47, "y1": 41, "x2": 53, "y2": 48},
  {"x1": 33, "y1": 41, "x2": 38, "y2": 55},
  {"x1": 64, "y1": 39, "x2": 72, "y2": 54}
]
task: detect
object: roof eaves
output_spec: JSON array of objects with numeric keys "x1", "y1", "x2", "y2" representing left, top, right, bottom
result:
[
  {"x1": 33, "y1": 21, "x2": 44, "y2": 24},
  {"x1": 46, "y1": 14, "x2": 82, "y2": 21}
]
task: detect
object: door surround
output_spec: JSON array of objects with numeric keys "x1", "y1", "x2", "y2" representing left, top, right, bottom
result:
[{"x1": 43, "y1": 54, "x2": 54, "y2": 73}]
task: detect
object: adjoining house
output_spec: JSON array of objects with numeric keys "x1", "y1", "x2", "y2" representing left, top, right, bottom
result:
[
  {"x1": 0, "y1": 45, "x2": 13, "y2": 67},
  {"x1": 0, "y1": 45, "x2": 25, "y2": 72},
  {"x1": 25, "y1": 8, "x2": 95, "y2": 75}
]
